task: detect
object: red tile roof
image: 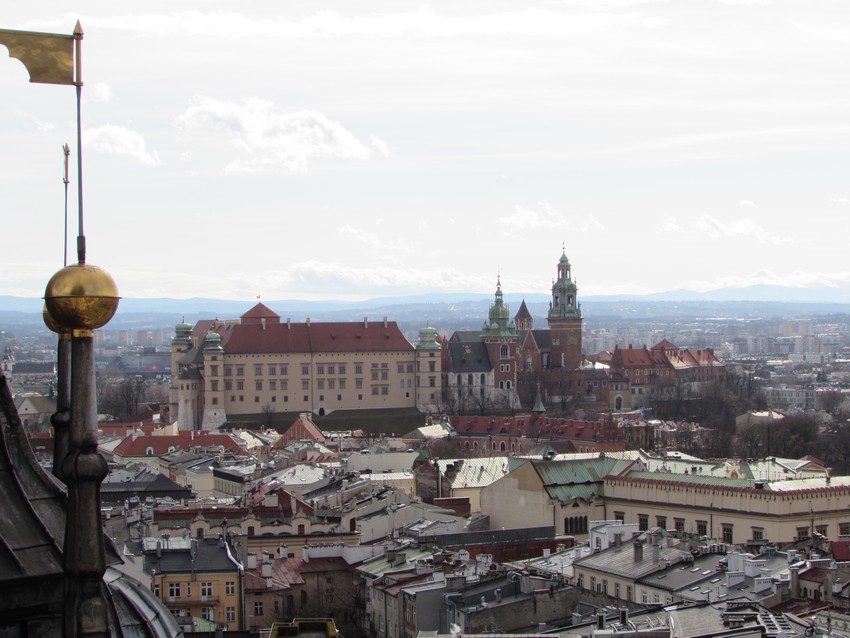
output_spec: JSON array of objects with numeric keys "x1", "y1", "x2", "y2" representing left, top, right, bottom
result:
[{"x1": 112, "y1": 432, "x2": 246, "y2": 457}]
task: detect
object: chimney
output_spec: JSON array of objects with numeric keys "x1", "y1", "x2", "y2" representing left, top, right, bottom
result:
[
  {"x1": 651, "y1": 544, "x2": 660, "y2": 563},
  {"x1": 597, "y1": 612, "x2": 606, "y2": 630},
  {"x1": 262, "y1": 562, "x2": 272, "y2": 578},
  {"x1": 287, "y1": 318, "x2": 291, "y2": 330},
  {"x1": 261, "y1": 317, "x2": 266, "y2": 330},
  {"x1": 306, "y1": 318, "x2": 310, "y2": 327},
  {"x1": 364, "y1": 317, "x2": 368, "y2": 328},
  {"x1": 495, "y1": 589, "x2": 502, "y2": 603},
  {"x1": 383, "y1": 316, "x2": 388, "y2": 328},
  {"x1": 633, "y1": 540, "x2": 644, "y2": 562},
  {"x1": 619, "y1": 608, "x2": 629, "y2": 625},
  {"x1": 247, "y1": 554, "x2": 257, "y2": 569},
  {"x1": 156, "y1": 540, "x2": 162, "y2": 558}
]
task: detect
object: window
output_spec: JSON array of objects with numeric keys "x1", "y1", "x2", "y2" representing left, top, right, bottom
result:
[
  {"x1": 675, "y1": 518, "x2": 685, "y2": 534},
  {"x1": 211, "y1": 397, "x2": 218, "y2": 405},
  {"x1": 614, "y1": 511, "x2": 625, "y2": 523},
  {"x1": 236, "y1": 380, "x2": 244, "y2": 391},
  {"x1": 355, "y1": 379, "x2": 362, "y2": 389},
  {"x1": 656, "y1": 516, "x2": 666, "y2": 530},
  {"x1": 283, "y1": 395, "x2": 288, "y2": 402},
  {"x1": 225, "y1": 581, "x2": 235, "y2": 596},
  {"x1": 722, "y1": 524, "x2": 734, "y2": 544},
  {"x1": 168, "y1": 582, "x2": 180, "y2": 598},
  {"x1": 372, "y1": 387, "x2": 379, "y2": 395},
  {"x1": 696, "y1": 521, "x2": 707, "y2": 537},
  {"x1": 381, "y1": 386, "x2": 388, "y2": 395},
  {"x1": 840, "y1": 522, "x2": 850, "y2": 536},
  {"x1": 201, "y1": 582, "x2": 213, "y2": 597},
  {"x1": 281, "y1": 365, "x2": 288, "y2": 375},
  {"x1": 269, "y1": 380, "x2": 276, "y2": 391},
  {"x1": 317, "y1": 379, "x2": 325, "y2": 390},
  {"x1": 210, "y1": 365, "x2": 218, "y2": 376},
  {"x1": 254, "y1": 396, "x2": 260, "y2": 403},
  {"x1": 317, "y1": 365, "x2": 324, "y2": 374},
  {"x1": 500, "y1": 344, "x2": 509, "y2": 359},
  {"x1": 211, "y1": 380, "x2": 219, "y2": 391},
  {"x1": 339, "y1": 364, "x2": 346, "y2": 375},
  {"x1": 301, "y1": 365, "x2": 309, "y2": 375},
  {"x1": 254, "y1": 601, "x2": 264, "y2": 616},
  {"x1": 615, "y1": 583, "x2": 621, "y2": 599},
  {"x1": 797, "y1": 527, "x2": 811, "y2": 541},
  {"x1": 298, "y1": 524, "x2": 305, "y2": 534},
  {"x1": 236, "y1": 366, "x2": 244, "y2": 376},
  {"x1": 225, "y1": 380, "x2": 232, "y2": 391},
  {"x1": 224, "y1": 366, "x2": 232, "y2": 376},
  {"x1": 327, "y1": 365, "x2": 335, "y2": 375},
  {"x1": 201, "y1": 607, "x2": 214, "y2": 621},
  {"x1": 752, "y1": 527, "x2": 764, "y2": 541},
  {"x1": 816, "y1": 525, "x2": 828, "y2": 537},
  {"x1": 255, "y1": 381, "x2": 262, "y2": 391},
  {"x1": 254, "y1": 365, "x2": 262, "y2": 376},
  {"x1": 355, "y1": 364, "x2": 363, "y2": 374},
  {"x1": 302, "y1": 379, "x2": 309, "y2": 390},
  {"x1": 226, "y1": 607, "x2": 236, "y2": 623},
  {"x1": 638, "y1": 515, "x2": 648, "y2": 531},
  {"x1": 339, "y1": 379, "x2": 346, "y2": 389},
  {"x1": 398, "y1": 364, "x2": 405, "y2": 373}
]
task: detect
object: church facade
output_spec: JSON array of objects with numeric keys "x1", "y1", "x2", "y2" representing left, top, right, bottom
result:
[{"x1": 443, "y1": 249, "x2": 590, "y2": 412}]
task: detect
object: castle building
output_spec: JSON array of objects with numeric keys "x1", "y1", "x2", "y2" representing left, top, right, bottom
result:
[
  {"x1": 170, "y1": 303, "x2": 442, "y2": 429},
  {"x1": 444, "y1": 249, "x2": 586, "y2": 411}
]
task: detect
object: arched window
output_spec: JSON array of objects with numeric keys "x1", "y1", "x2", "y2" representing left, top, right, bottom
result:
[
  {"x1": 480, "y1": 373, "x2": 486, "y2": 385},
  {"x1": 145, "y1": 447, "x2": 154, "y2": 456},
  {"x1": 457, "y1": 374, "x2": 462, "y2": 386},
  {"x1": 500, "y1": 345, "x2": 509, "y2": 358},
  {"x1": 500, "y1": 441, "x2": 506, "y2": 452}
]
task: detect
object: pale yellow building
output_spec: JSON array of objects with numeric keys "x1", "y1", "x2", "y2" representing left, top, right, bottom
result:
[{"x1": 170, "y1": 304, "x2": 442, "y2": 429}]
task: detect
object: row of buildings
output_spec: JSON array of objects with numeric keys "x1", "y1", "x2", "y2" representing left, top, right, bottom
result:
[{"x1": 170, "y1": 250, "x2": 725, "y2": 429}]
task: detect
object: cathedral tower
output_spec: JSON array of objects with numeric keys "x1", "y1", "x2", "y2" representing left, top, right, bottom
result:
[{"x1": 547, "y1": 248, "x2": 582, "y2": 369}]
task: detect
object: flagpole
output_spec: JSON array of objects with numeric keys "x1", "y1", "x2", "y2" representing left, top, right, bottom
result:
[
  {"x1": 63, "y1": 144, "x2": 70, "y2": 266},
  {"x1": 74, "y1": 21, "x2": 85, "y2": 265}
]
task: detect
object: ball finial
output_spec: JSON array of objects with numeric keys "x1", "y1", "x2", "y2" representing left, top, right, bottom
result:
[{"x1": 44, "y1": 263, "x2": 120, "y2": 332}]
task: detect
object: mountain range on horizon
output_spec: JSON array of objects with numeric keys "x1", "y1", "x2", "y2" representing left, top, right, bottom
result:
[
  {"x1": 2, "y1": 283, "x2": 850, "y2": 333},
  {"x1": 5, "y1": 283, "x2": 850, "y2": 315}
]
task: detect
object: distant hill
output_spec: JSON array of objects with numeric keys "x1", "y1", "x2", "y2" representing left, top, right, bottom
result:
[{"x1": 3, "y1": 285, "x2": 850, "y2": 335}]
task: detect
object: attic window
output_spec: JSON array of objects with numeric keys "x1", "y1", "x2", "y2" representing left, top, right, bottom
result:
[{"x1": 146, "y1": 447, "x2": 155, "y2": 456}]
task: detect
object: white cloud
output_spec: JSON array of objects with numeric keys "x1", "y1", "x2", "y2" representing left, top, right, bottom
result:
[
  {"x1": 83, "y1": 124, "x2": 161, "y2": 166},
  {"x1": 176, "y1": 97, "x2": 375, "y2": 173},
  {"x1": 830, "y1": 197, "x2": 850, "y2": 206},
  {"x1": 70, "y1": 7, "x2": 665, "y2": 39},
  {"x1": 226, "y1": 260, "x2": 495, "y2": 298},
  {"x1": 738, "y1": 199, "x2": 756, "y2": 207},
  {"x1": 695, "y1": 214, "x2": 792, "y2": 245},
  {"x1": 370, "y1": 136, "x2": 390, "y2": 157},
  {"x1": 660, "y1": 215, "x2": 682, "y2": 233},
  {"x1": 91, "y1": 83, "x2": 113, "y2": 102},
  {"x1": 499, "y1": 202, "x2": 567, "y2": 230},
  {"x1": 339, "y1": 225, "x2": 382, "y2": 250},
  {"x1": 685, "y1": 270, "x2": 850, "y2": 292}
]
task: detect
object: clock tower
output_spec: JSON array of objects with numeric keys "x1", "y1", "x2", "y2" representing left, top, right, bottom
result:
[{"x1": 547, "y1": 248, "x2": 582, "y2": 369}]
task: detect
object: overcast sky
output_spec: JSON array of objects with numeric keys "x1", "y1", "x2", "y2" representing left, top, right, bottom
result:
[{"x1": 1, "y1": 1, "x2": 848, "y2": 301}]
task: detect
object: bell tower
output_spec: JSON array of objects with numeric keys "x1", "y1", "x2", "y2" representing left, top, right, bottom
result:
[{"x1": 547, "y1": 247, "x2": 582, "y2": 369}]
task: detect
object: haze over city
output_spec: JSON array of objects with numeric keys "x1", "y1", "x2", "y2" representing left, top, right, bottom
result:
[{"x1": 1, "y1": 1, "x2": 849, "y2": 302}]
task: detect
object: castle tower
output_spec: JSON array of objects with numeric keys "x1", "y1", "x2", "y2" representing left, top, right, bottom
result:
[
  {"x1": 168, "y1": 319, "x2": 192, "y2": 425},
  {"x1": 415, "y1": 325, "x2": 441, "y2": 411},
  {"x1": 201, "y1": 330, "x2": 227, "y2": 429},
  {"x1": 547, "y1": 248, "x2": 582, "y2": 369},
  {"x1": 514, "y1": 300, "x2": 533, "y2": 331},
  {"x1": 481, "y1": 277, "x2": 519, "y2": 408}
]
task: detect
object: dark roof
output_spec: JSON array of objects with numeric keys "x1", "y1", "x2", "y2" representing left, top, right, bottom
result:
[
  {"x1": 11, "y1": 361, "x2": 55, "y2": 374},
  {"x1": 0, "y1": 371, "x2": 179, "y2": 636},
  {"x1": 141, "y1": 537, "x2": 241, "y2": 575},
  {"x1": 446, "y1": 341, "x2": 491, "y2": 372},
  {"x1": 514, "y1": 300, "x2": 532, "y2": 320}
]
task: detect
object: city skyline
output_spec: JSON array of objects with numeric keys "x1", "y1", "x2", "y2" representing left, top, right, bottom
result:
[{"x1": 1, "y1": 1, "x2": 849, "y2": 302}]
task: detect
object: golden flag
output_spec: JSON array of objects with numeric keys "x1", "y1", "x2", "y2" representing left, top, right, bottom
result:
[{"x1": 0, "y1": 24, "x2": 77, "y2": 85}]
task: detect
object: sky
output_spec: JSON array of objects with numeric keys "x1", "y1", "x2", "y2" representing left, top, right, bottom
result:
[{"x1": 1, "y1": 1, "x2": 849, "y2": 302}]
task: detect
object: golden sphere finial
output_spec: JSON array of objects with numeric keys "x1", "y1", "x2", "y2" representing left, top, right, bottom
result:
[{"x1": 44, "y1": 263, "x2": 120, "y2": 331}]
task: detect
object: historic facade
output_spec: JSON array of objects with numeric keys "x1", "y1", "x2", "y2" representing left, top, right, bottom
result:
[
  {"x1": 170, "y1": 303, "x2": 442, "y2": 429},
  {"x1": 444, "y1": 248, "x2": 588, "y2": 412}
]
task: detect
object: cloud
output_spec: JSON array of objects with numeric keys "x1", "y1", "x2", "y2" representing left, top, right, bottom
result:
[
  {"x1": 226, "y1": 260, "x2": 495, "y2": 298},
  {"x1": 660, "y1": 215, "x2": 682, "y2": 233},
  {"x1": 370, "y1": 136, "x2": 390, "y2": 157},
  {"x1": 65, "y1": 7, "x2": 665, "y2": 39},
  {"x1": 830, "y1": 197, "x2": 850, "y2": 206},
  {"x1": 738, "y1": 199, "x2": 756, "y2": 207},
  {"x1": 91, "y1": 83, "x2": 113, "y2": 103},
  {"x1": 695, "y1": 215, "x2": 792, "y2": 245},
  {"x1": 339, "y1": 225, "x2": 382, "y2": 250},
  {"x1": 176, "y1": 97, "x2": 375, "y2": 173},
  {"x1": 685, "y1": 270, "x2": 850, "y2": 292},
  {"x1": 499, "y1": 202, "x2": 567, "y2": 230},
  {"x1": 83, "y1": 124, "x2": 161, "y2": 166}
]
